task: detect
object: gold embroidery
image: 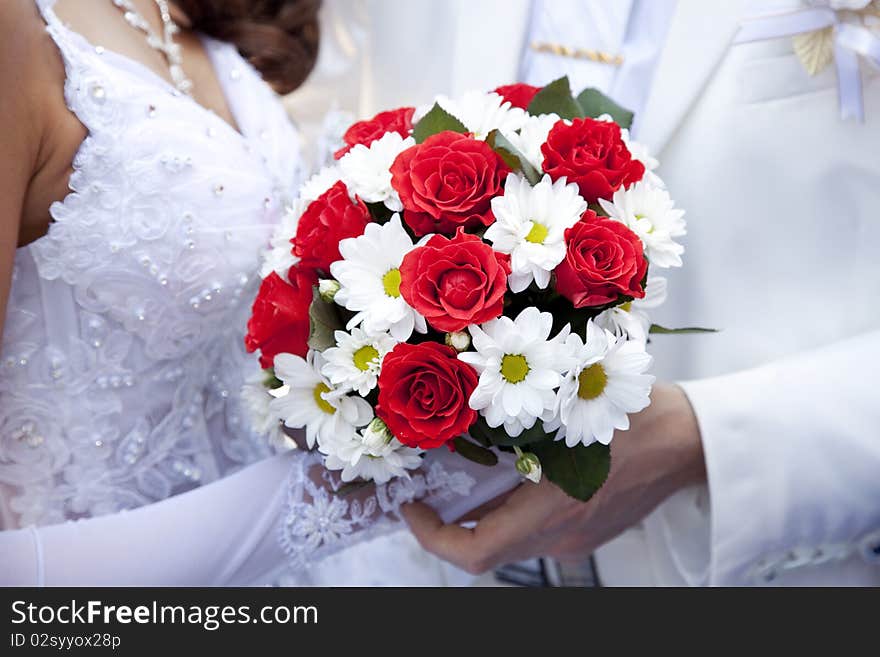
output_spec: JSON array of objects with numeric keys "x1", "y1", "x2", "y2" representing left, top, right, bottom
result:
[{"x1": 530, "y1": 41, "x2": 624, "y2": 66}]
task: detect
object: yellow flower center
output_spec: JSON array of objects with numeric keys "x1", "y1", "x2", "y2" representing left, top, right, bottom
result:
[
  {"x1": 619, "y1": 301, "x2": 632, "y2": 312},
  {"x1": 501, "y1": 354, "x2": 530, "y2": 384},
  {"x1": 635, "y1": 213, "x2": 655, "y2": 233},
  {"x1": 353, "y1": 345, "x2": 379, "y2": 371},
  {"x1": 525, "y1": 221, "x2": 549, "y2": 244},
  {"x1": 577, "y1": 363, "x2": 607, "y2": 401},
  {"x1": 313, "y1": 383, "x2": 336, "y2": 414},
  {"x1": 382, "y1": 268, "x2": 402, "y2": 298}
]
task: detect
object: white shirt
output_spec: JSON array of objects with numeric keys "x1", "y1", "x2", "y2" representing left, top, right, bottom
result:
[{"x1": 520, "y1": 0, "x2": 677, "y2": 136}]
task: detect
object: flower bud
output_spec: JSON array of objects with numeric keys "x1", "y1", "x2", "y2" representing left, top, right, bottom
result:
[
  {"x1": 515, "y1": 450, "x2": 542, "y2": 484},
  {"x1": 318, "y1": 278, "x2": 341, "y2": 303},
  {"x1": 362, "y1": 417, "x2": 394, "y2": 453},
  {"x1": 444, "y1": 330, "x2": 471, "y2": 352}
]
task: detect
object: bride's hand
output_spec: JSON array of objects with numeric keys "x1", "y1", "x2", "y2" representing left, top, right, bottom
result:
[{"x1": 401, "y1": 384, "x2": 706, "y2": 574}]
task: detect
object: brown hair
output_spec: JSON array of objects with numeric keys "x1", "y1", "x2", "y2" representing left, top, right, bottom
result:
[{"x1": 176, "y1": 0, "x2": 321, "y2": 94}]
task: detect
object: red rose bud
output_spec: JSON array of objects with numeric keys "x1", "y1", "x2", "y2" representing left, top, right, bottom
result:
[
  {"x1": 293, "y1": 181, "x2": 371, "y2": 273},
  {"x1": 245, "y1": 267, "x2": 317, "y2": 369},
  {"x1": 493, "y1": 83, "x2": 542, "y2": 110},
  {"x1": 541, "y1": 117, "x2": 645, "y2": 203},
  {"x1": 390, "y1": 130, "x2": 510, "y2": 236},
  {"x1": 400, "y1": 229, "x2": 510, "y2": 333},
  {"x1": 555, "y1": 211, "x2": 647, "y2": 308},
  {"x1": 334, "y1": 107, "x2": 415, "y2": 159},
  {"x1": 376, "y1": 342, "x2": 479, "y2": 449}
]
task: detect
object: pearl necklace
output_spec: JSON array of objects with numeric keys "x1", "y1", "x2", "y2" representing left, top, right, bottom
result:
[{"x1": 111, "y1": 0, "x2": 193, "y2": 94}]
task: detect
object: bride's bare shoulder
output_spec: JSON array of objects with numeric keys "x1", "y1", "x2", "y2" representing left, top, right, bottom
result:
[{"x1": 0, "y1": 1, "x2": 60, "y2": 83}]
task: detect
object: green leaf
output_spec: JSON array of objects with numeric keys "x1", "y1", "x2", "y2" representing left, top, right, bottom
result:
[
  {"x1": 452, "y1": 435, "x2": 499, "y2": 467},
  {"x1": 307, "y1": 287, "x2": 344, "y2": 351},
  {"x1": 576, "y1": 88, "x2": 634, "y2": 129},
  {"x1": 262, "y1": 368, "x2": 284, "y2": 390},
  {"x1": 649, "y1": 324, "x2": 719, "y2": 335},
  {"x1": 412, "y1": 103, "x2": 468, "y2": 144},
  {"x1": 532, "y1": 441, "x2": 611, "y2": 502},
  {"x1": 486, "y1": 130, "x2": 541, "y2": 185},
  {"x1": 527, "y1": 76, "x2": 585, "y2": 120},
  {"x1": 467, "y1": 416, "x2": 551, "y2": 448}
]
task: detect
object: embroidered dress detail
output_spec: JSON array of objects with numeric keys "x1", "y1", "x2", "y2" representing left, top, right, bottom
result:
[{"x1": 1, "y1": 0, "x2": 306, "y2": 527}]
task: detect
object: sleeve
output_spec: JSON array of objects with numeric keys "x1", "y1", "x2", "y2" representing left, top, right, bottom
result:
[
  {"x1": 675, "y1": 330, "x2": 880, "y2": 585},
  {"x1": 0, "y1": 449, "x2": 520, "y2": 586}
]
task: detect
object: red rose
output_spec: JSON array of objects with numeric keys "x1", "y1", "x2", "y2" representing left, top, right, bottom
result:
[
  {"x1": 293, "y1": 181, "x2": 371, "y2": 272},
  {"x1": 245, "y1": 267, "x2": 317, "y2": 369},
  {"x1": 400, "y1": 229, "x2": 510, "y2": 332},
  {"x1": 493, "y1": 83, "x2": 541, "y2": 110},
  {"x1": 555, "y1": 211, "x2": 647, "y2": 308},
  {"x1": 390, "y1": 131, "x2": 510, "y2": 236},
  {"x1": 377, "y1": 342, "x2": 478, "y2": 449},
  {"x1": 334, "y1": 107, "x2": 415, "y2": 159},
  {"x1": 541, "y1": 117, "x2": 644, "y2": 203}
]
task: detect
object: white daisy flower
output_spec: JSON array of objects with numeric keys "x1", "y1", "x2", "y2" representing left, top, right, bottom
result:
[
  {"x1": 320, "y1": 327, "x2": 397, "y2": 396},
  {"x1": 431, "y1": 91, "x2": 528, "y2": 141},
  {"x1": 300, "y1": 166, "x2": 343, "y2": 203},
  {"x1": 545, "y1": 321, "x2": 654, "y2": 447},
  {"x1": 459, "y1": 306, "x2": 571, "y2": 437},
  {"x1": 486, "y1": 173, "x2": 587, "y2": 293},
  {"x1": 269, "y1": 351, "x2": 373, "y2": 449},
  {"x1": 259, "y1": 202, "x2": 301, "y2": 278},
  {"x1": 594, "y1": 114, "x2": 663, "y2": 187},
  {"x1": 599, "y1": 180, "x2": 686, "y2": 268},
  {"x1": 621, "y1": 129, "x2": 664, "y2": 188},
  {"x1": 240, "y1": 369, "x2": 292, "y2": 449},
  {"x1": 505, "y1": 112, "x2": 561, "y2": 171},
  {"x1": 338, "y1": 132, "x2": 415, "y2": 212},
  {"x1": 595, "y1": 276, "x2": 668, "y2": 343},
  {"x1": 320, "y1": 418, "x2": 423, "y2": 484},
  {"x1": 330, "y1": 214, "x2": 428, "y2": 341}
]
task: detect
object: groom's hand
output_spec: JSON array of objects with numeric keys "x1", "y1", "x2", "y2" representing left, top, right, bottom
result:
[{"x1": 401, "y1": 384, "x2": 706, "y2": 574}]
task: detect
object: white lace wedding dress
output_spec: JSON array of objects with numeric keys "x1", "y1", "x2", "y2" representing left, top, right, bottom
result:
[{"x1": 0, "y1": 0, "x2": 518, "y2": 586}]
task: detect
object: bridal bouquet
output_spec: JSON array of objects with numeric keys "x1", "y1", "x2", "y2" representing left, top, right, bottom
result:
[{"x1": 244, "y1": 77, "x2": 699, "y2": 501}]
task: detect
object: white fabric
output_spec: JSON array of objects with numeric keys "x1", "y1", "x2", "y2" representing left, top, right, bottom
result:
[
  {"x1": 2, "y1": 1, "x2": 303, "y2": 529},
  {"x1": 0, "y1": 0, "x2": 522, "y2": 586},
  {"x1": 0, "y1": 448, "x2": 517, "y2": 585},
  {"x1": 520, "y1": 0, "x2": 677, "y2": 134},
  {"x1": 295, "y1": 0, "x2": 880, "y2": 586}
]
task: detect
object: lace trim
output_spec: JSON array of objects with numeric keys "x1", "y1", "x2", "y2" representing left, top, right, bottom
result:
[{"x1": 279, "y1": 453, "x2": 476, "y2": 571}]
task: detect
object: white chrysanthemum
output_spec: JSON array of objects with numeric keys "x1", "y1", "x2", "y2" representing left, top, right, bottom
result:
[
  {"x1": 269, "y1": 351, "x2": 373, "y2": 449},
  {"x1": 300, "y1": 166, "x2": 342, "y2": 202},
  {"x1": 330, "y1": 214, "x2": 428, "y2": 341},
  {"x1": 545, "y1": 321, "x2": 654, "y2": 447},
  {"x1": 599, "y1": 180, "x2": 686, "y2": 268},
  {"x1": 459, "y1": 307, "x2": 571, "y2": 437},
  {"x1": 505, "y1": 113, "x2": 561, "y2": 171},
  {"x1": 433, "y1": 91, "x2": 528, "y2": 141},
  {"x1": 259, "y1": 202, "x2": 301, "y2": 278},
  {"x1": 241, "y1": 369, "x2": 293, "y2": 450},
  {"x1": 621, "y1": 129, "x2": 664, "y2": 188},
  {"x1": 595, "y1": 276, "x2": 667, "y2": 343},
  {"x1": 594, "y1": 114, "x2": 663, "y2": 187},
  {"x1": 320, "y1": 418, "x2": 423, "y2": 484},
  {"x1": 320, "y1": 327, "x2": 397, "y2": 396},
  {"x1": 338, "y1": 132, "x2": 414, "y2": 212},
  {"x1": 486, "y1": 173, "x2": 587, "y2": 292}
]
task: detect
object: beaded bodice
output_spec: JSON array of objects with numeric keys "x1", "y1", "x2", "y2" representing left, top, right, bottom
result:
[{"x1": 0, "y1": 0, "x2": 305, "y2": 528}]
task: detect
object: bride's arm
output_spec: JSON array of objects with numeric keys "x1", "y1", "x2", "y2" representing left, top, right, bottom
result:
[
  {"x1": 0, "y1": 2, "x2": 44, "y2": 346},
  {"x1": 0, "y1": 448, "x2": 520, "y2": 586}
]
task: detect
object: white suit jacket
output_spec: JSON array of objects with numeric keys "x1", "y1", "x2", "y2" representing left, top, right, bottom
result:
[{"x1": 287, "y1": 0, "x2": 880, "y2": 586}]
